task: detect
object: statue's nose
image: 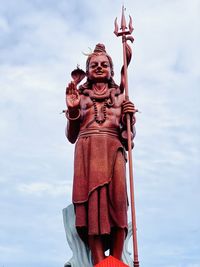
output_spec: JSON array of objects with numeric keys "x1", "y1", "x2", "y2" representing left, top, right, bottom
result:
[{"x1": 97, "y1": 64, "x2": 102, "y2": 70}]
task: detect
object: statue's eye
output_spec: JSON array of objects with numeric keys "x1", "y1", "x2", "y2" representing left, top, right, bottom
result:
[
  {"x1": 102, "y1": 62, "x2": 109, "y2": 68},
  {"x1": 90, "y1": 62, "x2": 98, "y2": 69}
]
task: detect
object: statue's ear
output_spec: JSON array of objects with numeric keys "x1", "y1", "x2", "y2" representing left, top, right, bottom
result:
[
  {"x1": 86, "y1": 71, "x2": 89, "y2": 77},
  {"x1": 111, "y1": 70, "x2": 114, "y2": 76}
]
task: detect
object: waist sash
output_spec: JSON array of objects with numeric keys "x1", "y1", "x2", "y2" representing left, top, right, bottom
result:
[{"x1": 79, "y1": 127, "x2": 119, "y2": 138}]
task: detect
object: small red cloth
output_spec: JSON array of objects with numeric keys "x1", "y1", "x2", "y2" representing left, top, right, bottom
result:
[{"x1": 94, "y1": 255, "x2": 129, "y2": 267}]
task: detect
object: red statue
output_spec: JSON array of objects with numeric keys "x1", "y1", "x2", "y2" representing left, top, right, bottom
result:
[{"x1": 65, "y1": 43, "x2": 136, "y2": 265}]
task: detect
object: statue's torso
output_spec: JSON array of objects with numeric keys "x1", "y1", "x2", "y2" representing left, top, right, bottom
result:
[{"x1": 79, "y1": 92, "x2": 124, "y2": 130}]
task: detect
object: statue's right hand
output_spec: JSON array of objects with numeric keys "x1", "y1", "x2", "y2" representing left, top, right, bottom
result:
[{"x1": 66, "y1": 82, "x2": 80, "y2": 108}]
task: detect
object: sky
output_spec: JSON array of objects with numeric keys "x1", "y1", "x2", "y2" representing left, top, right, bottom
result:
[{"x1": 0, "y1": 0, "x2": 200, "y2": 266}]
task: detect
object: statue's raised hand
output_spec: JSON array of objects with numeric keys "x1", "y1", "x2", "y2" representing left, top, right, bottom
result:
[{"x1": 66, "y1": 82, "x2": 80, "y2": 109}]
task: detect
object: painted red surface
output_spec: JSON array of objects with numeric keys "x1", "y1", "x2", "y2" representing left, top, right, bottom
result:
[{"x1": 94, "y1": 256, "x2": 129, "y2": 267}]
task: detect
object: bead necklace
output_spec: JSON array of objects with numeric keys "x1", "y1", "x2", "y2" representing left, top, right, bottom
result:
[{"x1": 92, "y1": 98, "x2": 108, "y2": 124}]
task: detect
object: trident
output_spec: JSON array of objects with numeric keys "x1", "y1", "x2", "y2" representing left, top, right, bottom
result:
[{"x1": 114, "y1": 6, "x2": 139, "y2": 267}]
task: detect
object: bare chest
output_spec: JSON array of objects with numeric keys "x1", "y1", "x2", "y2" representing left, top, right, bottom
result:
[{"x1": 79, "y1": 94, "x2": 124, "y2": 129}]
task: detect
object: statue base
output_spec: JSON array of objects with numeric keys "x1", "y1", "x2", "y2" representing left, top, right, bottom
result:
[{"x1": 63, "y1": 204, "x2": 133, "y2": 267}]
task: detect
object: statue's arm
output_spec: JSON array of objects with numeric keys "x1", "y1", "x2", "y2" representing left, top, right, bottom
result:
[
  {"x1": 65, "y1": 108, "x2": 81, "y2": 144},
  {"x1": 65, "y1": 82, "x2": 81, "y2": 144},
  {"x1": 120, "y1": 98, "x2": 137, "y2": 150}
]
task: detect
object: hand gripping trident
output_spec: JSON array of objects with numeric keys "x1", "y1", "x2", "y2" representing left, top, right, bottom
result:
[{"x1": 114, "y1": 6, "x2": 139, "y2": 267}]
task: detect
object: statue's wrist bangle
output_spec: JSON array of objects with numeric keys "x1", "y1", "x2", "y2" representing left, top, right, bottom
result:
[{"x1": 66, "y1": 109, "x2": 81, "y2": 121}]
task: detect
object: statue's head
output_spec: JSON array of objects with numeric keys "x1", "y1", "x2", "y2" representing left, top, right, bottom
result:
[
  {"x1": 79, "y1": 43, "x2": 119, "y2": 91},
  {"x1": 86, "y1": 44, "x2": 114, "y2": 82}
]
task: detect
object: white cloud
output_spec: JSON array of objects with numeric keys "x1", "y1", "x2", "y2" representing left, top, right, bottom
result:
[
  {"x1": 0, "y1": 15, "x2": 10, "y2": 32},
  {"x1": 18, "y1": 181, "x2": 72, "y2": 197},
  {"x1": 0, "y1": 245, "x2": 24, "y2": 261},
  {"x1": 0, "y1": 244, "x2": 22, "y2": 253}
]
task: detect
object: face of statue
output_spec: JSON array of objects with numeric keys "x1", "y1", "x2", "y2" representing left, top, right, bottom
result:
[{"x1": 88, "y1": 54, "x2": 112, "y2": 82}]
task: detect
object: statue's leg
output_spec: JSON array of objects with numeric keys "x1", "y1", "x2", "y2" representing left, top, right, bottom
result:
[
  {"x1": 109, "y1": 150, "x2": 127, "y2": 260},
  {"x1": 88, "y1": 235, "x2": 105, "y2": 265},
  {"x1": 110, "y1": 227, "x2": 125, "y2": 259}
]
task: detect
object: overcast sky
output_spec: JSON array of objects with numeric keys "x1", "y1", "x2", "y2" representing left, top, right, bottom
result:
[{"x1": 0, "y1": 0, "x2": 200, "y2": 267}]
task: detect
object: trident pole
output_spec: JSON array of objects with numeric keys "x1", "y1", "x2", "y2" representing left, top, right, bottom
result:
[{"x1": 114, "y1": 7, "x2": 139, "y2": 267}]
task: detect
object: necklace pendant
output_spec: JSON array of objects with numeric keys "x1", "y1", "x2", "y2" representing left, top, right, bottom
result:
[{"x1": 93, "y1": 98, "x2": 107, "y2": 124}]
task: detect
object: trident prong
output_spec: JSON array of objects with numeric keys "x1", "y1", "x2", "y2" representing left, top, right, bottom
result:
[
  {"x1": 114, "y1": 17, "x2": 119, "y2": 36},
  {"x1": 120, "y1": 5, "x2": 127, "y2": 31},
  {"x1": 129, "y1": 15, "x2": 134, "y2": 33}
]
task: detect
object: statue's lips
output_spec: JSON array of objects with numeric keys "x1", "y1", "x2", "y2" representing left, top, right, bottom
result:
[{"x1": 95, "y1": 71, "x2": 104, "y2": 75}]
